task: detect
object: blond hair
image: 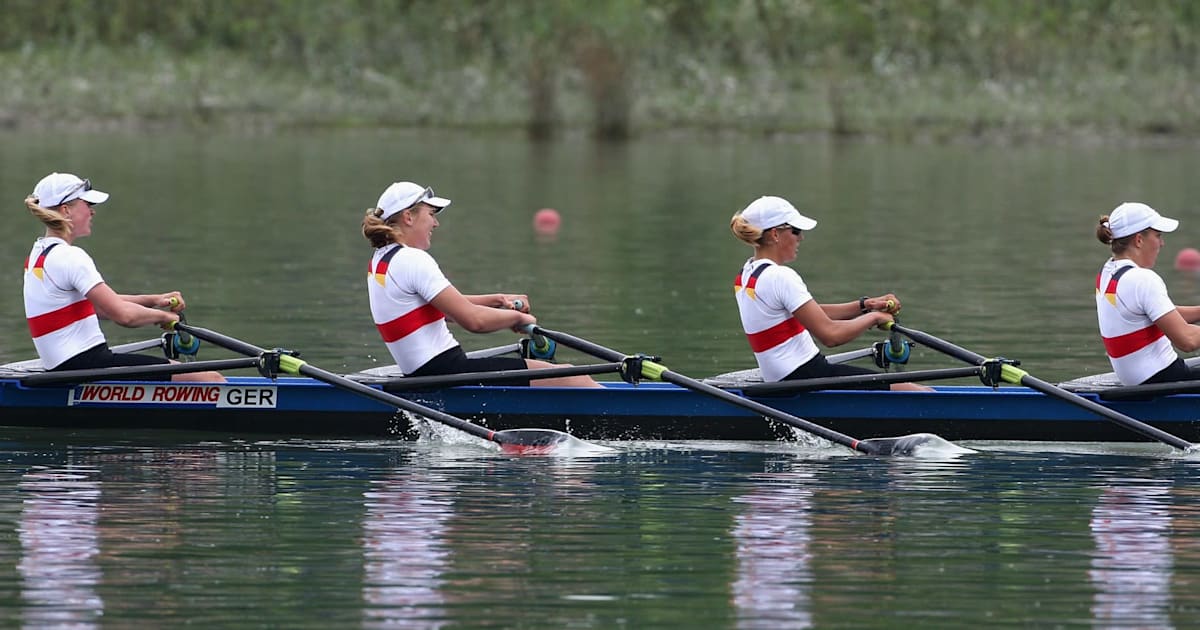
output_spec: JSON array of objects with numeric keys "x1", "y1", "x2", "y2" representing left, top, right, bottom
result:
[
  {"x1": 730, "y1": 212, "x2": 768, "y2": 247},
  {"x1": 25, "y1": 195, "x2": 72, "y2": 236},
  {"x1": 363, "y1": 207, "x2": 400, "y2": 249}
]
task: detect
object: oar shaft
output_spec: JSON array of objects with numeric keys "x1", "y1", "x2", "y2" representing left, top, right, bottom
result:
[
  {"x1": 174, "y1": 323, "x2": 502, "y2": 444},
  {"x1": 1020, "y1": 373, "x2": 1195, "y2": 450},
  {"x1": 890, "y1": 322, "x2": 1197, "y2": 451},
  {"x1": 889, "y1": 323, "x2": 987, "y2": 365},
  {"x1": 377, "y1": 363, "x2": 620, "y2": 391},
  {"x1": 660, "y1": 369, "x2": 872, "y2": 451},
  {"x1": 21, "y1": 357, "x2": 261, "y2": 387},
  {"x1": 740, "y1": 366, "x2": 981, "y2": 395},
  {"x1": 528, "y1": 326, "x2": 879, "y2": 454}
]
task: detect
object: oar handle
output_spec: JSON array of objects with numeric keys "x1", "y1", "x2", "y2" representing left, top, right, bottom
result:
[
  {"x1": 513, "y1": 302, "x2": 555, "y2": 359},
  {"x1": 166, "y1": 297, "x2": 199, "y2": 355}
]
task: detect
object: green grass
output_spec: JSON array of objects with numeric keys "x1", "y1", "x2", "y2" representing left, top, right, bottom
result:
[{"x1": 3, "y1": 30, "x2": 1199, "y2": 142}]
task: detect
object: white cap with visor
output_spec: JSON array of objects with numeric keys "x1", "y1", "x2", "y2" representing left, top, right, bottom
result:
[
  {"x1": 740, "y1": 196, "x2": 817, "y2": 232},
  {"x1": 1107, "y1": 202, "x2": 1179, "y2": 239},
  {"x1": 377, "y1": 182, "x2": 452, "y2": 220},
  {"x1": 33, "y1": 173, "x2": 110, "y2": 208}
]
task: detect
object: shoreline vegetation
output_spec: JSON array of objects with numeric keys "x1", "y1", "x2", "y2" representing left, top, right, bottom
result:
[{"x1": 5, "y1": 0, "x2": 1200, "y2": 144}]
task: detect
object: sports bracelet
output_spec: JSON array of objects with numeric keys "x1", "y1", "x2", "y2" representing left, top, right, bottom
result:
[{"x1": 859, "y1": 296, "x2": 870, "y2": 314}]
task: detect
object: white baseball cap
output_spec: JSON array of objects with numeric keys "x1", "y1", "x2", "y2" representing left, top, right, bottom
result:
[
  {"x1": 377, "y1": 182, "x2": 452, "y2": 220},
  {"x1": 1107, "y1": 202, "x2": 1178, "y2": 239},
  {"x1": 33, "y1": 172, "x2": 109, "y2": 208},
  {"x1": 739, "y1": 196, "x2": 817, "y2": 232}
]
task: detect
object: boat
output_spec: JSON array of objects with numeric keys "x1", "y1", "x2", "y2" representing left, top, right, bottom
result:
[{"x1": 3, "y1": 334, "x2": 1200, "y2": 443}]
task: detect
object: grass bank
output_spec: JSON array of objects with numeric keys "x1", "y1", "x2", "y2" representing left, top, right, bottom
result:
[{"x1": 4, "y1": 1, "x2": 1199, "y2": 143}]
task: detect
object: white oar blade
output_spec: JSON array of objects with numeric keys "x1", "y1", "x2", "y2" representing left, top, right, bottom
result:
[
  {"x1": 494, "y1": 429, "x2": 615, "y2": 456},
  {"x1": 859, "y1": 433, "x2": 976, "y2": 457}
]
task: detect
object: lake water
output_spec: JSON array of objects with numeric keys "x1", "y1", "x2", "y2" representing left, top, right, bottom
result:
[{"x1": 3, "y1": 129, "x2": 1200, "y2": 626}]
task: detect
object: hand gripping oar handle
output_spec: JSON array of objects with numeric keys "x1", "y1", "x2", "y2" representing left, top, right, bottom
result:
[
  {"x1": 166, "y1": 298, "x2": 200, "y2": 356},
  {"x1": 170, "y1": 322, "x2": 543, "y2": 449},
  {"x1": 885, "y1": 322, "x2": 1197, "y2": 451},
  {"x1": 524, "y1": 325, "x2": 916, "y2": 455},
  {"x1": 511, "y1": 299, "x2": 555, "y2": 359}
]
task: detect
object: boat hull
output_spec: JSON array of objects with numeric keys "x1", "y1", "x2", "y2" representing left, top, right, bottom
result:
[{"x1": 3, "y1": 375, "x2": 1199, "y2": 442}]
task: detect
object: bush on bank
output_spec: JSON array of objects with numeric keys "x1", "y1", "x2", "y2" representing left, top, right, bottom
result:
[{"x1": 3, "y1": 0, "x2": 1198, "y2": 140}]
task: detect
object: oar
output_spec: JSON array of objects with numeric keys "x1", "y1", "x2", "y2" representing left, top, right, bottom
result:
[
  {"x1": 171, "y1": 322, "x2": 596, "y2": 455},
  {"x1": 368, "y1": 363, "x2": 621, "y2": 391},
  {"x1": 526, "y1": 325, "x2": 957, "y2": 456},
  {"x1": 1099, "y1": 380, "x2": 1200, "y2": 401},
  {"x1": 739, "y1": 366, "x2": 983, "y2": 395},
  {"x1": 886, "y1": 322, "x2": 1198, "y2": 452},
  {"x1": 21, "y1": 357, "x2": 262, "y2": 386}
]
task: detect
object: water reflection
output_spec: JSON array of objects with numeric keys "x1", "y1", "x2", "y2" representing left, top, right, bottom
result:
[
  {"x1": 1089, "y1": 479, "x2": 1173, "y2": 628},
  {"x1": 731, "y1": 466, "x2": 814, "y2": 629},
  {"x1": 362, "y1": 467, "x2": 454, "y2": 629},
  {"x1": 19, "y1": 466, "x2": 104, "y2": 628}
]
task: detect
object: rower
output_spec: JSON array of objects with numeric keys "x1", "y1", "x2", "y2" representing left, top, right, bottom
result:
[{"x1": 21, "y1": 172, "x2": 223, "y2": 382}]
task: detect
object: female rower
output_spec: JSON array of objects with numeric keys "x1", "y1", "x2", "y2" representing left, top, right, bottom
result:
[
  {"x1": 1095, "y1": 202, "x2": 1200, "y2": 385},
  {"x1": 362, "y1": 181, "x2": 600, "y2": 387},
  {"x1": 730, "y1": 195, "x2": 930, "y2": 391},
  {"x1": 22, "y1": 172, "x2": 223, "y2": 381}
]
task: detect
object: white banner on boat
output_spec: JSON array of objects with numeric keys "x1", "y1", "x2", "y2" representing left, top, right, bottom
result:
[{"x1": 68, "y1": 384, "x2": 277, "y2": 408}]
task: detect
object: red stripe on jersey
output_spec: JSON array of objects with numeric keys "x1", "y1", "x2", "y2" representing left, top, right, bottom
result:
[
  {"x1": 27, "y1": 299, "x2": 97, "y2": 338},
  {"x1": 1102, "y1": 324, "x2": 1165, "y2": 359},
  {"x1": 746, "y1": 318, "x2": 805, "y2": 353},
  {"x1": 376, "y1": 303, "x2": 445, "y2": 343}
]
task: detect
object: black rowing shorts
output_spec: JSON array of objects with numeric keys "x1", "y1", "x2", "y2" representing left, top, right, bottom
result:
[
  {"x1": 783, "y1": 353, "x2": 889, "y2": 390},
  {"x1": 52, "y1": 343, "x2": 171, "y2": 381},
  {"x1": 409, "y1": 346, "x2": 531, "y2": 386}
]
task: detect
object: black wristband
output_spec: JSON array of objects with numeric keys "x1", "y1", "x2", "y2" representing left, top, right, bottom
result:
[{"x1": 859, "y1": 296, "x2": 870, "y2": 314}]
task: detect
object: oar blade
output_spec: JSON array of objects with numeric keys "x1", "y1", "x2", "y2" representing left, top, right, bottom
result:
[
  {"x1": 494, "y1": 429, "x2": 614, "y2": 456},
  {"x1": 858, "y1": 433, "x2": 976, "y2": 457}
]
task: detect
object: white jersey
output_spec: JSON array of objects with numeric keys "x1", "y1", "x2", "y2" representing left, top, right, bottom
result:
[
  {"x1": 734, "y1": 258, "x2": 820, "y2": 382},
  {"x1": 23, "y1": 237, "x2": 106, "y2": 368},
  {"x1": 367, "y1": 244, "x2": 458, "y2": 375},
  {"x1": 1095, "y1": 258, "x2": 1177, "y2": 385}
]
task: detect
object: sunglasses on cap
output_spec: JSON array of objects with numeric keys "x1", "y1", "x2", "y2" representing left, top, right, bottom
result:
[
  {"x1": 404, "y1": 186, "x2": 435, "y2": 211},
  {"x1": 50, "y1": 178, "x2": 91, "y2": 207},
  {"x1": 775, "y1": 225, "x2": 802, "y2": 236}
]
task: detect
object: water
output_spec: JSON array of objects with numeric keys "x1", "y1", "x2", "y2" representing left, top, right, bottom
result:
[
  {"x1": 5, "y1": 130, "x2": 1200, "y2": 379},
  {"x1": 0, "y1": 432, "x2": 1198, "y2": 628},
  {"x1": 5, "y1": 129, "x2": 1200, "y2": 626}
]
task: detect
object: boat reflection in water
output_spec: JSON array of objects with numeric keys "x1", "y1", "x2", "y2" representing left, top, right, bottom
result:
[
  {"x1": 362, "y1": 465, "x2": 454, "y2": 629},
  {"x1": 731, "y1": 466, "x2": 815, "y2": 628},
  {"x1": 1089, "y1": 479, "x2": 1173, "y2": 627},
  {"x1": 19, "y1": 466, "x2": 104, "y2": 627}
]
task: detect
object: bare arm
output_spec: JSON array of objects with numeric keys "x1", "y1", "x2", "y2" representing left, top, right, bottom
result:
[
  {"x1": 1154, "y1": 309, "x2": 1200, "y2": 353},
  {"x1": 820, "y1": 293, "x2": 902, "y2": 321},
  {"x1": 464, "y1": 293, "x2": 530, "y2": 312},
  {"x1": 87, "y1": 283, "x2": 179, "y2": 328},
  {"x1": 1175, "y1": 304, "x2": 1200, "y2": 324},
  {"x1": 115, "y1": 290, "x2": 184, "y2": 310},
  {"x1": 796, "y1": 300, "x2": 892, "y2": 348},
  {"x1": 432, "y1": 286, "x2": 534, "y2": 333}
]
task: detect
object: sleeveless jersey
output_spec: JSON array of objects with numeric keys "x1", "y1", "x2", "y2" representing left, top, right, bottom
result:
[
  {"x1": 23, "y1": 238, "x2": 106, "y2": 368},
  {"x1": 1095, "y1": 259, "x2": 1177, "y2": 385},
  {"x1": 367, "y1": 244, "x2": 457, "y2": 375},
  {"x1": 734, "y1": 258, "x2": 819, "y2": 382}
]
